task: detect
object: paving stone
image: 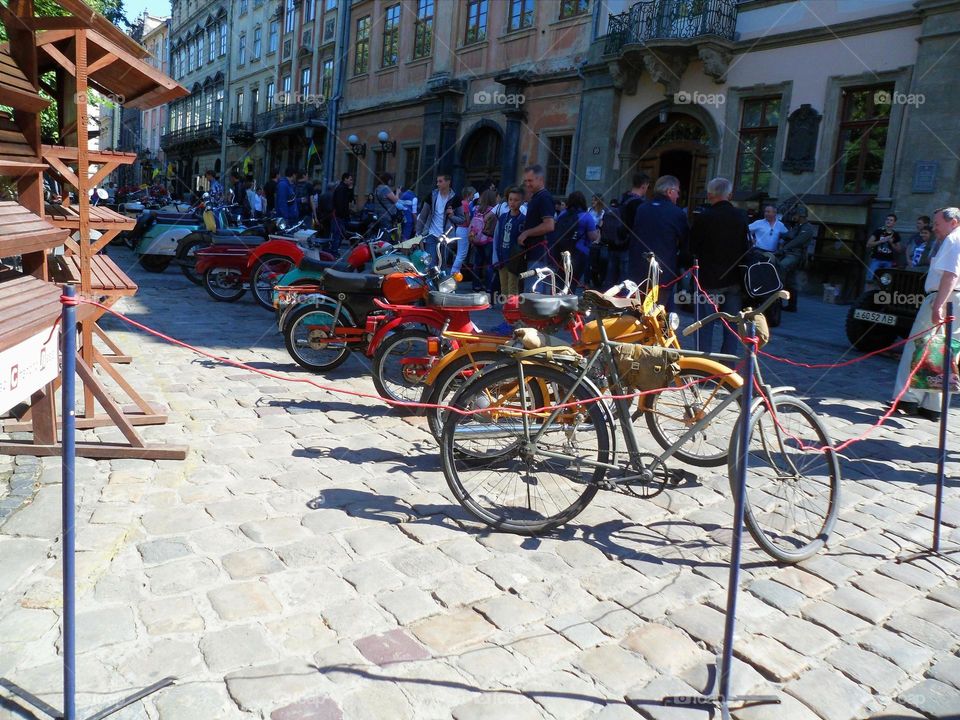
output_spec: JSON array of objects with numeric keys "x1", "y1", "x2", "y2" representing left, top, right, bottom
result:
[
  {"x1": 437, "y1": 537, "x2": 493, "y2": 565},
  {"x1": 453, "y1": 644, "x2": 527, "y2": 686},
  {"x1": 785, "y1": 667, "x2": 873, "y2": 720},
  {"x1": 121, "y1": 638, "x2": 205, "y2": 684},
  {"x1": 589, "y1": 601, "x2": 646, "y2": 639},
  {"x1": 929, "y1": 584, "x2": 960, "y2": 611},
  {"x1": 0, "y1": 607, "x2": 58, "y2": 642},
  {"x1": 885, "y1": 611, "x2": 958, "y2": 649},
  {"x1": 266, "y1": 568, "x2": 356, "y2": 609},
  {"x1": 667, "y1": 603, "x2": 727, "y2": 650},
  {"x1": 911, "y1": 597, "x2": 960, "y2": 635},
  {"x1": 827, "y1": 644, "x2": 907, "y2": 693},
  {"x1": 205, "y1": 497, "x2": 270, "y2": 524},
  {"x1": 898, "y1": 678, "x2": 960, "y2": 718},
  {"x1": 141, "y1": 505, "x2": 213, "y2": 535},
  {"x1": 2, "y1": 486, "x2": 64, "y2": 538},
  {"x1": 208, "y1": 581, "x2": 283, "y2": 621},
  {"x1": 431, "y1": 568, "x2": 501, "y2": 608},
  {"x1": 761, "y1": 615, "x2": 839, "y2": 657},
  {"x1": 341, "y1": 683, "x2": 412, "y2": 720},
  {"x1": 546, "y1": 614, "x2": 609, "y2": 650},
  {"x1": 270, "y1": 696, "x2": 343, "y2": 720},
  {"x1": 451, "y1": 693, "x2": 545, "y2": 720},
  {"x1": 312, "y1": 640, "x2": 374, "y2": 687},
  {"x1": 138, "y1": 595, "x2": 205, "y2": 635},
  {"x1": 525, "y1": 669, "x2": 606, "y2": 719},
  {"x1": 342, "y1": 525, "x2": 406, "y2": 557},
  {"x1": 770, "y1": 566, "x2": 834, "y2": 597},
  {"x1": 354, "y1": 628, "x2": 430, "y2": 666},
  {"x1": 225, "y1": 660, "x2": 336, "y2": 713},
  {"x1": 411, "y1": 608, "x2": 495, "y2": 654},
  {"x1": 572, "y1": 644, "x2": 655, "y2": 695},
  {"x1": 221, "y1": 547, "x2": 285, "y2": 579},
  {"x1": 154, "y1": 682, "x2": 236, "y2": 719},
  {"x1": 200, "y1": 624, "x2": 276, "y2": 672},
  {"x1": 853, "y1": 569, "x2": 926, "y2": 605},
  {"x1": 800, "y1": 600, "x2": 871, "y2": 637},
  {"x1": 858, "y1": 628, "x2": 934, "y2": 675},
  {"x1": 321, "y1": 597, "x2": 393, "y2": 638},
  {"x1": 927, "y1": 653, "x2": 960, "y2": 690},
  {"x1": 473, "y1": 594, "x2": 543, "y2": 631},
  {"x1": 735, "y1": 634, "x2": 811, "y2": 682},
  {"x1": 620, "y1": 622, "x2": 706, "y2": 675},
  {"x1": 733, "y1": 691, "x2": 821, "y2": 720},
  {"x1": 631, "y1": 571, "x2": 722, "y2": 619},
  {"x1": 146, "y1": 556, "x2": 220, "y2": 595},
  {"x1": 797, "y1": 554, "x2": 859, "y2": 586},
  {"x1": 265, "y1": 614, "x2": 337, "y2": 655},
  {"x1": 681, "y1": 656, "x2": 768, "y2": 699},
  {"x1": 239, "y1": 517, "x2": 312, "y2": 545},
  {"x1": 376, "y1": 586, "x2": 441, "y2": 624},
  {"x1": 511, "y1": 629, "x2": 580, "y2": 666},
  {"x1": 137, "y1": 538, "x2": 192, "y2": 565},
  {"x1": 273, "y1": 536, "x2": 352, "y2": 570},
  {"x1": 72, "y1": 605, "x2": 137, "y2": 653},
  {"x1": 826, "y1": 586, "x2": 892, "y2": 623}
]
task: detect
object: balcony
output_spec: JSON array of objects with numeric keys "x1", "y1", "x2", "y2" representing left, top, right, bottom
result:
[
  {"x1": 604, "y1": 0, "x2": 737, "y2": 53},
  {"x1": 227, "y1": 122, "x2": 256, "y2": 145},
  {"x1": 256, "y1": 102, "x2": 327, "y2": 137},
  {"x1": 160, "y1": 122, "x2": 224, "y2": 152}
]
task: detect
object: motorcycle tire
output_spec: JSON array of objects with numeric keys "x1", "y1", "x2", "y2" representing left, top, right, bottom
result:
[
  {"x1": 138, "y1": 254, "x2": 172, "y2": 273},
  {"x1": 203, "y1": 267, "x2": 246, "y2": 302},
  {"x1": 283, "y1": 304, "x2": 352, "y2": 372},
  {"x1": 250, "y1": 255, "x2": 296, "y2": 312},
  {"x1": 371, "y1": 328, "x2": 434, "y2": 409},
  {"x1": 176, "y1": 235, "x2": 208, "y2": 285}
]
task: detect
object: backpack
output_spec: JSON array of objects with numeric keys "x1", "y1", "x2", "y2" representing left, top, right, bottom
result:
[
  {"x1": 551, "y1": 210, "x2": 581, "y2": 256},
  {"x1": 600, "y1": 207, "x2": 624, "y2": 249},
  {"x1": 614, "y1": 195, "x2": 644, "y2": 250},
  {"x1": 468, "y1": 209, "x2": 492, "y2": 245}
]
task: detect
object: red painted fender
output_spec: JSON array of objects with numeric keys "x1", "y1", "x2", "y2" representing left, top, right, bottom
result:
[
  {"x1": 366, "y1": 309, "x2": 451, "y2": 357},
  {"x1": 247, "y1": 238, "x2": 304, "y2": 269}
]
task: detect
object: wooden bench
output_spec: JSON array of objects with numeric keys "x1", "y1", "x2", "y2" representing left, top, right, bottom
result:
[
  {"x1": 0, "y1": 116, "x2": 45, "y2": 177},
  {"x1": 0, "y1": 46, "x2": 48, "y2": 114},
  {"x1": 0, "y1": 200, "x2": 69, "y2": 257}
]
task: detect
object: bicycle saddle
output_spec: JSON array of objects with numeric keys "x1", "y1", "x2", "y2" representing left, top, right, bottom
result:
[
  {"x1": 322, "y1": 268, "x2": 383, "y2": 293},
  {"x1": 583, "y1": 289, "x2": 642, "y2": 310},
  {"x1": 426, "y1": 291, "x2": 489, "y2": 309},
  {"x1": 517, "y1": 293, "x2": 579, "y2": 320}
]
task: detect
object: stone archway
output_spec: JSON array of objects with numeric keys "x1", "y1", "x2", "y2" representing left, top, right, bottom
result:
[{"x1": 457, "y1": 120, "x2": 504, "y2": 192}]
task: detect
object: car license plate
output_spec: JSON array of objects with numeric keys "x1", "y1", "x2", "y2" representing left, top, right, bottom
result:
[{"x1": 853, "y1": 309, "x2": 897, "y2": 326}]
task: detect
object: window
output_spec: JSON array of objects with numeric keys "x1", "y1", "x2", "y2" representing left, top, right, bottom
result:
[
  {"x1": 403, "y1": 146, "x2": 420, "y2": 191},
  {"x1": 508, "y1": 0, "x2": 534, "y2": 31},
  {"x1": 251, "y1": 87, "x2": 259, "y2": 117},
  {"x1": 354, "y1": 16, "x2": 370, "y2": 74},
  {"x1": 204, "y1": 92, "x2": 214, "y2": 123},
  {"x1": 238, "y1": 33, "x2": 246, "y2": 65},
  {"x1": 269, "y1": 20, "x2": 279, "y2": 53},
  {"x1": 207, "y1": 28, "x2": 215, "y2": 62},
  {"x1": 382, "y1": 4, "x2": 400, "y2": 67},
  {"x1": 413, "y1": 0, "x2": 433, "y2": 59},
  {"x1": 282, "y1": 74, "x2": 292, "y2": 98},
  {"x1": 197, "y1": 34, "x2": 204, "y2": 65},
  {"x1": 284, "y1": 0, "x2": 296, "y2": 34},
  {"x1": 304, "y1": 0, "x2": 315, "y2": 22},
  {"x1": 321, "y1": 58, "x2": 334, "y2": 98},
  {"x1": 832, "y1": 85, "x2": 893, "y2": 194},
  {"x1": 560, "y1": 0, "x2": 588, "y2": 18},
  {"x1": 215, "y1": 88, "x2": 223, "y2": 122},
  {"x1": 253, "y1": 27, "x2": 262, "y2": 59},
  {"x1": 464, "y1": 0, "x2": 488, "y2": 44},
  {"x1": 546, "y1": 135, "x2": 573, "y2": 195},
  {"x1": 266, "y1": 81, "x2": 275, "y2": 110},
  {"x1": 326, "y1": 0, "x2": 336, "y2": 8},
  {"x1": 300, "y1": 66, "x2": 311, "y2": 99},
  {"x1": 239, "y1": 0, "x2": 247, "y2": 13},
  {"x1": 219, "y1": 23, "x2": 227, "y2": 56},
  {"x1": 735, "y1": 96, "x2": 781, "y2": 193},
  {"x1": 187, "y1": 41, "x2": 194, "y2": 72},
  {"x1": 235, "y1": 90, "x2": 244, "y2": 122},
  {"x1": 323, "y1": 17, "x2": 336, "y2": 42}
]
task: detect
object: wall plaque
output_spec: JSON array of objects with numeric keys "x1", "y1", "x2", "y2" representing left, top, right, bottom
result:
[{"x1": 912, "y1": 160, "x2": 938, "y2": 193}]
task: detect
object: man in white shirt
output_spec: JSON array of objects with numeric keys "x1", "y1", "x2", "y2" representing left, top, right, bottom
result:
[
  {"x1": 415, "y1": 174, "x2": 464, "y2": 265},
  {"x1": 891, "y1": 207, "x2": 960, "y2": 419},
  {"x1": 748, "y1": 204, "x2": 788, "y2": 252}
]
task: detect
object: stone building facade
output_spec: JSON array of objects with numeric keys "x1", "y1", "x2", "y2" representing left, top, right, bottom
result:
[{"x1": 140, "y1": 15, "x2": 171, "y2": 184}]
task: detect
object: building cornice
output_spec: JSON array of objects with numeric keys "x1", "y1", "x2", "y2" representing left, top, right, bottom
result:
[{"x1": 732, "y1": 9, "x2": 921, "y2": 53}]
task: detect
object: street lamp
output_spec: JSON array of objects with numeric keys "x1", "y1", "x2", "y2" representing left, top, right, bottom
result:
[
  {"x1": 377, "y1": 130, "x2": 396, "y2": 155},
  {"x1": 348, "y1": 133, "x2": 366, "y2": 157}
]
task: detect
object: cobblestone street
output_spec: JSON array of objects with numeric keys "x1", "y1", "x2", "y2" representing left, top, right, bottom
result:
[{"x1": 1, "y1": 247, "x2": 959, "y2": 720}]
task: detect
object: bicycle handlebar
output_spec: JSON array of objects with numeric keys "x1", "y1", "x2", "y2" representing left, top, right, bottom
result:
[{"x1": 682, "y1": 290, "x2": 790, "y2": 337}]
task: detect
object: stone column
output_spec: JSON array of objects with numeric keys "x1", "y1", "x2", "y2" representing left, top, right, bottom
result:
[
  {"x1": 495, "y1": 72, "x2": 529, "y2": 190},
  {"x1": 573, "y1": 59, "x2": 623, "y2": 199}
]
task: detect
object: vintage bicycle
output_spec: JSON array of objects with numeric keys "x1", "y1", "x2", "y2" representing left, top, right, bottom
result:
[{"x1": 438, "y1": 290, "x2": 840, "y2": 563}]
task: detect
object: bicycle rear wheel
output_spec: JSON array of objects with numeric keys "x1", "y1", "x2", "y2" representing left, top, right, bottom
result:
[
  {"x1": 425, "y1": 350, "x2": 503, "y2": 440},
  {"x1": 728, "y1": 394, "x2": 840, "y2": 563},
  {"x1": 440, "y1": 363, "x2": 610, "y2": 534}
]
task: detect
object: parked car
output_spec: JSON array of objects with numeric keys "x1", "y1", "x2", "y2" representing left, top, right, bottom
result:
[{"x1": 845, "y1": 267, "x2": 926, "y2": 352}]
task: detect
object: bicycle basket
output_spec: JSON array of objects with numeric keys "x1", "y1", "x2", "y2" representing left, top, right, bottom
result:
[
  {"x1": 612, "y1": 343, "x2": 680, "y2": 390},
  {"x1": 737, "y1": 313, "x2": 770, "y2": 348}
]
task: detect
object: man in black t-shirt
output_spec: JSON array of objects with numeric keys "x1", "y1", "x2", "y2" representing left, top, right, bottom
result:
[
  {"x1": 866, "y1": 212, "x2": 902, "y2": 282},
  {"x1": 518, "y1": 164, "x2": 556, "y2": 293},
  {"x1": 331, "y1": 173, "x2": 355, "y2": 253}
]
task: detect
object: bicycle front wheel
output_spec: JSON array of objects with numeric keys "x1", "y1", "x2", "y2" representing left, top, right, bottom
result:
[
  {"x1": 440, "y1": 362, "x2": 610, "y2": 535},
  {"x1": 728, "y1": 394, "x2": 840, "y2": 563}
]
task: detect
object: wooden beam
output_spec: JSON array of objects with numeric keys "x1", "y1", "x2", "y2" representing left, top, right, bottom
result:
[
  {"x1": 86, "y1": 53, "x2": 118, "y2": 75},
  {"x1": 90, "y1": 228, "x2": 119, "y2": 255},
  {"x1": 41, "y1": 42, "x2": 76, "y2": 76},
  {"x1": 74, "y1": 354, "x2": 145, "y2": 447},
  {"x1": 0, "y1": 441, "x2": 188, "y2": 460},
  {"x1": 35, "y1": 29, "x2": 78, "y2": 47},
  {"x1": 25, "y1": 17, "x2": 91, "y2": 30},
  {"x1": 87, "y1": 160, "x2": 118, "y2": 189},
  {"x1": 44, "y1": 154, "x2": 81, "y2": 191}
]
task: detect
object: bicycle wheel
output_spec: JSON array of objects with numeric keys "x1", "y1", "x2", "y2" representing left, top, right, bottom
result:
[
  {"x1": 283, "y1": 304, "x2": 352, "y2": 372},
  {"x1": 425, "y1": 350, "x2": 503, "y2": 440},
  {"x1": 371, "y1": 328, "x2": 434, "y2": 407},
  {"x1": 639, "y1": 366, "x2": 741, "y2": 467},
  {"x1": 251, "y1": 255, "x2": 296, "y2": 311},
  {"x1": 441, "y1": 362, "x2": 610, "y2": 534},
  {"x1": 728, "y1": 394, "x2": 840, "y2": 563}
]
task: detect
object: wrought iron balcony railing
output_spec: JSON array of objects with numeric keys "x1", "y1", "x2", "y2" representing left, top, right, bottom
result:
[
  {"x1": 604, "y1": 0, "x2": 737, "y2": 54},
  {"x1": 160, "y1": 122, "x2": 224, "y2": 151},
  {"x1": 256, "y1": 102, "x2": 327, "y2": 136},
  {"x1": 226, "y1": 122, "x2": 256, "y2": 144}
]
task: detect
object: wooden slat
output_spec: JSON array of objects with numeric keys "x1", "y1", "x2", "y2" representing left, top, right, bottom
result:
[{"x1": 42, "y1": 144, "x2": 137, "y2": 165}]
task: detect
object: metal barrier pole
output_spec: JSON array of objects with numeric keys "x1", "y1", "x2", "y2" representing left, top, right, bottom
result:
[
  {"x1": 693, "y1": 261, "x2": 701, "y2": 352},
  {"x1": 62, "y1": 285, "x2": 78, "y2": 720},
  {"x1": 933, "y1": 301, "x2": 953, "y2": 552}
]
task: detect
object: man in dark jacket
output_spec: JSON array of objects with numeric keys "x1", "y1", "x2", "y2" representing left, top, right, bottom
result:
[
  {"x1": 331, "y1": 173, "x2": 355, "y2": 253},
  {"x1": 629, "y1": 174, "x2": 689, "y2": 312},
  {"x1": 690, "y1": 177, "x2": 750, "y2": 354},
  {"x1": 776, "y1": 207, "x2": 816, "y2": 312},
  {"x1": 263, "y1": 169, "x2": 279, "y2": 213},
  {"x1": 275, "y1": 167, "x2": 299, "y2": 222}
]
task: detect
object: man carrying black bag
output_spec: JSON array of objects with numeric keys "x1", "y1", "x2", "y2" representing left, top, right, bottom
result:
[{"x1": 690, "y1": 177, "x2": 750, "y2": 355}]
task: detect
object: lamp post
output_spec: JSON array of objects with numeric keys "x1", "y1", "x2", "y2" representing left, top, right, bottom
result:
[
  {"x1": 348, "y1": 133, "x2": 366, "y2": 157},
  {"x1": 377, "y1": 130, "x2": 396, "y2": 155}
]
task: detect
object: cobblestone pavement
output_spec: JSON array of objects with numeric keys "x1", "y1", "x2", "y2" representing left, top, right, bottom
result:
[{"x1": 1, "y1": 247, "x2": 958, "y2": 720}]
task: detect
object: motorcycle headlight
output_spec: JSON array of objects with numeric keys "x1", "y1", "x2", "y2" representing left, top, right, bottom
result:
[
  {"x1": 439, "y1": 277, "x2": 457, "y2": 293},
  {"x1": 878, "y1": 272, "x2": 893, "y2": 287},
  {"x1": 668, "y1": 312, "x2": 680, "y2": 331}
]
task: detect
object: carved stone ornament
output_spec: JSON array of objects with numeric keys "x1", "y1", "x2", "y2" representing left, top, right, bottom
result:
[
  {"x1": 608, "y1": 58, "x2": 640, "y2": 95},
  {"x1": 642, "y1": 51, "x2": 689, "y2": 97},
  {"x1": 782, "y1": 104, "x2": 822, "y2": 174},
  {"x1": 698, "y1": 46, "x2": 731, "y2": 83}
]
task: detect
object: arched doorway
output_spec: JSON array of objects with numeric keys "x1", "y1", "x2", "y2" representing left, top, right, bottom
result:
[
  {"x1": 460, "y1": 125, "x2": 503, "y2": 191},
  {"x1": 626, "y1": 112, "x2": 714, "y2": 216}
]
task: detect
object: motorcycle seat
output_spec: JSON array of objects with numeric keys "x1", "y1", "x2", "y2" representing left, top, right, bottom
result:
[
  {"x1": 300, "y1": 256, "x2": 336, "y2": 273},
  {"x1": 517, "y1": 293, "x2": 579, "y2": 320},
  {"x1": 155, "y1": 213, "x2": 198, "y2": 223},
  {"x1": 323, "y1": 268, "x2": 383, "y2": 293},
  {"x1": 427, "y1": 291, "x2": 489, "y2": 309}
]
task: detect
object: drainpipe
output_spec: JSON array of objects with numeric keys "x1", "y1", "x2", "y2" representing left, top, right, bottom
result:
[
  {"x1": 323, "y1": 1, "x2": 352, "y2": 185},
  {"x1": 570, "y1": 61, "x2": 588, "y2": 195}
]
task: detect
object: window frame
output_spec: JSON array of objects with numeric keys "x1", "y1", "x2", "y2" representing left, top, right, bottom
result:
[
  {"x1": 545, "y1": 134, "x2": 573, "y2": 196},
  {"x1": 413, "y1": 0, "x2": 433, "y2": 60},
  {"x1": 268, "y1": 20, "x2": 279, "y2": 53},
  {"x1": 284, "y1": 0, "x2": 296, "y2": 34},
  {"x1": 734, "y1": 95, "x2": 782, "y2": 195},
  {"x1": 300, "y1": 66, "x2": 312, "y2": 99},
  {"x1": 235, "y1": 89, "x2": 244, "y2": 123},
  {"x1": 354, "y1": 16, "x2": 371, "y2": 75},
  {"x1": 321, "y1": 58, "x2": 334, "y2": 98},
  {"x1": 238, "y1": 32, "x2": 246, "y2": 65},
  {"x1": 830, "y1": 84, "x2": 894, "y2": 195},
  {"x1": 403, "y1": 145, "x2": 420, "y2": 193},
  {"x1": 219, "y1": 23, "x2": 227, "y2": 56},
  {"x1": 253, "y1": 26, "x2": 262, "y2": 60},
  {"x1": 464, "y1": 0, "x2": 488, "y2": 45},
  {"x1": 381, "y1": 4, "x2": 401, "y2": 68},
  {"x1": 304, "y1": 0, "x2": 316, "y2": 23},
  {"x1": 266, "y1": 81, "x2": 275, "y2": 110},
  {"x1": 508, "y1": 0, "x2": 534, "y2": 31},
  {"x1": 559, "y1": 0, "x2": 589, "y2": 19}
]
